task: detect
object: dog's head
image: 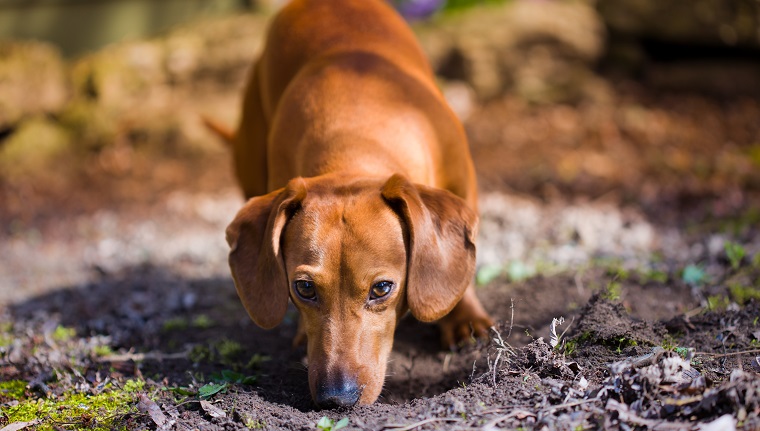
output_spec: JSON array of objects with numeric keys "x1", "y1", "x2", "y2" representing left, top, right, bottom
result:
[{"x1": 226, "y1": 173, "x2": 477, "y2": 407}]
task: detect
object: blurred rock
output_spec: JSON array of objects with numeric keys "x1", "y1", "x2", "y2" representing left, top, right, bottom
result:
[
  {"x1": 59, "y1": 14, "x2": 266, "y2": 154},
  {"x1": 0, "y1": 41, "x2": 68, "y2": 129},
  {"x1": 415, "y1": 1, "x2": 606, "y2": 103},
  {"x1": 598, "y1": 0, "x2": 760, "y2": 48},
  {"x1": 0, "y1": 116, "x2": 72, "y2": 182}
]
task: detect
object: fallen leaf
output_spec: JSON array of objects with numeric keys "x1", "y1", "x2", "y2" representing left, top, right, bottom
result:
[
  {"x1": 137, "y1": 394, "x2": 167, "y2": 427},
  {"x1": 697, "y1": 414, "x2": 736, "y2": 431},
  {"x1": 200, "y1": 400, "x2": 227, "y2": 418},
  {"x1": 0, "y1": 421, "x2": 39, "y2": 431}
]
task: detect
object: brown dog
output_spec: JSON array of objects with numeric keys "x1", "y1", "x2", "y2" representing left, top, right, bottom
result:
[{"x1": 223, "y1": 0, "x2": 493, "y2": 407}]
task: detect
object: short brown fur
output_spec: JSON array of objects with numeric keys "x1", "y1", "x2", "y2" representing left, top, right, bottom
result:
[{"x1": 223, "y1": 0, "x2": 493, "y2": 407}]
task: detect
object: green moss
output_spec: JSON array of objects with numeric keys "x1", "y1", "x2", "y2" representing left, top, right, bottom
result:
[
  {"x1": 0, "y1": 380, "x2": 27, "y2": 400},
  {"x1": 191, "y1": 314, "x2": 215, "y2": 329},
  {"x1": 51, "y1": 325, "x2": 76, "y2": 342},
  {"x1": 93, "y1": 345, "x2": 113, "y2": 357},
  {"x1": 605, "y1": 264, "x2": 629, "y2": 281},
  {"x1": 217, "y1": 339, "x2": 244, "y2": 363},
  {"x1": 637, "y1": 268, "x2": 668, "y2": 284},
  {"x1": 189, "y1": 344, "x2": 212, "y2": 363},
  {"x1": 601, "y1": 281, "x2": 622, "y2": 301},
  {"x1": 123, "y1": 379, "x2": 144, "y2": 393},
  {"x1": 725, "y1": 242, "x2": 746, "y2": 270},
  {"x1": 244, "y1": 417, "x2": 267, "y2": 429},
  {"x1": 729, "y1": 283, "x2": 760, "y2": 305},
  {"x1": 707, "y1": 295, "x2": 730, "y2": 311},
  {"x1": 245, "y1": 353, "x2": 271, "y2": 370},
  {"x1": 3, "y1": 381, "x2": 141, "y2": 431},
  {"x1": 0, "y1": 333, "x2": 12, "y2": 348},
  {"x1": 161, "y1": 317, "x2": 188, "y2": 332},
  {"x1": 661, "y1": 335, "x2": 677, "y2": 351},
  {"x1": 563, "y1": 340, "x2": 578, "y2": 356},
  {"x1": 613, "y1": 337, "x2": 638, "y2": 353}
]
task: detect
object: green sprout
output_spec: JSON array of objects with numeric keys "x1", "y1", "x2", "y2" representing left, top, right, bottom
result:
[
  {"x1": 725, "y1": 242, "x2": 746, "y2": 270},
  {"x1": 316, "y1": 417, "x2": 349, "y2": 431}
]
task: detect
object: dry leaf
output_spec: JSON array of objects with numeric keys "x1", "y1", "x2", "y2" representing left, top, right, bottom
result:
[{"x1": 200, "y1": 400, "x2": 227, "y2": 418}]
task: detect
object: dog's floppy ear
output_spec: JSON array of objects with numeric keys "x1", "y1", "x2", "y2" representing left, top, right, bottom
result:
[
  {"x1": 381, "y1": 174, "x2": 478, "y2": 322},
  {"x1": 226, "y1": 178, "x2": 307, "y2": 329}
]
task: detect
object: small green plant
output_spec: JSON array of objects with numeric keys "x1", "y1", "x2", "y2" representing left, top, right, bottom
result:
[
  {"x1": 316, "y1": 416, "x2": 349, "y2": 431},
  {"x1": 189, "y1": 344, "x2": 213, "y2": 363},
  {"x1": 198, "y1": 382, "x2": 228, "y2": 399},
  {"x1": 682, "y1": 264, "x2": 707, "y2": 286},
  {"x1": 217, "y1": 339, "x2": 244, "y2": 363},
  {"x1": 245, "y1": 417, "x2": 267, "y2": 429},
  {"x1": 563, "y1": 340, "x2": 578, "y2": 356},
  {"x1": 198, "y1": 370, "x2": 257, "y2": 399},
  {"x1": 725, "y1": 242, "x2": 746, "y2": 270},
  {"x1": 661, "y1": 335, "x2": 677, "y2": 351},
  {"x1": 601, "y1": 281, "x2": 622, "y2": 301},
  {"x1": 245, "y1": 353, "x2": 271, "y2": 369},
  {"x1": 162, "y1": 317, "x2": 188, "y2": 332},
  {"x1": 93, "y1": 345, "x2": 113, "y2": 357},
  {"x1": 0, "y1": 322, "x2": 13, "y2": 348},
  {"x1": 605, "y1": 264, "x2": 629, "y2": 281},
  {"x1": 614, "y1": 337, "x2": 638, "y2": 354},
  {"x1": 706, "y1": 295, "x2": 730, "y2": 311},
  {"x1": 192, "y1": 314, "x2": 215, "y2": 329},
  {"x1": 673, "y1": 346, "x2": 691, "y2": 358},
  {"x1": 729, "y1": 283, "x2": 760, "y2": 305},
  {"x1": 638, "y1": 268, "x2": 668, "y2": 284},
  {"x1": 52, "y1": 325, "x2": 76, "y2": 342}
]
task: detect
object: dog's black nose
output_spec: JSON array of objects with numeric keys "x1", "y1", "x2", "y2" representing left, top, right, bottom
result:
[{"x1": 315, "y1": 376, "x2": 361, "y2": 408}]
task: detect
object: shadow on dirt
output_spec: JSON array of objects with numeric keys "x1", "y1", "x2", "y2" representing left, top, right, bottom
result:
[{"x1": 6, "y1": 262, "x2": 628, "y2": 410}]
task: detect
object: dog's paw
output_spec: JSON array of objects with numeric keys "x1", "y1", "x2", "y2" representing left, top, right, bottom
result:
[{"x1": 438, "y1": 309, "x2": 494, "y2": 351}]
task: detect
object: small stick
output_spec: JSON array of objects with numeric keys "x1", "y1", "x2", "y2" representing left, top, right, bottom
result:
[
  {"x1": 696, "y1": 348, "x2": 760, "y2": 359},
  {"x1": 96, "y1": 350, "x2": 189, "y2": 363},
  {"x1": 384, "y1": 417, "x2": 461, "y2": 431}
]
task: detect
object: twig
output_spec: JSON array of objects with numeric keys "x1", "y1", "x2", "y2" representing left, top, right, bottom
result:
[
  {"x1": 481, "y1": 410, "x2": 536, "y2": 430},
  {"x1": 540, "y1": 397, "x2": 600, "y2": 413},
  {"x1": 96, "y1": 350, "x2": 189, "y2": 362},
  {"x1": 384, "y1": 417, "x2": 461, "y2": 431},
  {"x1": 506, "y1": 298, "x2": 515, "y2": 340},
  {"x1": 696, "y1": 348, "x2": 760, "y2": 359},
  {"x1": 606, "y1": 399, "x2": 696, "y2": 430}
]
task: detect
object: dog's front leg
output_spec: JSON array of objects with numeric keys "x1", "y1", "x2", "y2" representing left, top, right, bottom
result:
[{"x1": 438, "y1": 284, "x2": 494, "y2": 350}]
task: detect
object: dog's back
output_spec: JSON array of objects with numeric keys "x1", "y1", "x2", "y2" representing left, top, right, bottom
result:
[{"x1": 236, "y1": 0, "x2": 477, "y2": 207}]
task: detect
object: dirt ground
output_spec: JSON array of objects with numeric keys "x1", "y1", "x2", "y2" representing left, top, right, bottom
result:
[{"x1": 2, "y1": 64, "x2": 760, "y2": 430}]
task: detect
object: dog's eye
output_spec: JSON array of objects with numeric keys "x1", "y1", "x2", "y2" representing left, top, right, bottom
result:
[
  {"x1": 370, "y1": 281, "x2": 394, "y2": 299},
  {"x1": 294, "y1": 280, "x2": 316, "y2": 300}
]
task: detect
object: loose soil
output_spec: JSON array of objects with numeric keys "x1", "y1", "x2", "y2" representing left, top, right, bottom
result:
[{"x1": 2, "y1": 78, "x2": 760, "y2": 429}]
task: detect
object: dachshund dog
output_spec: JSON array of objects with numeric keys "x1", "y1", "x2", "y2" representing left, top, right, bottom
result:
[{"x1": 222, "y1": 0, "x2": 493, "y2": 408}]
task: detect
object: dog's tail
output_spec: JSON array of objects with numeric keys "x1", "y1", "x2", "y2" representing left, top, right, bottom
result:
[{"x1": 202, "y1": 116, "x2": 235, "y2": 147}]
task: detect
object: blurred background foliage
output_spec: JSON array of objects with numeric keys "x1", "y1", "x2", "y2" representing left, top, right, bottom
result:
[{"x1": 0, "y1": 0, "x2": 759, "y2": 226}]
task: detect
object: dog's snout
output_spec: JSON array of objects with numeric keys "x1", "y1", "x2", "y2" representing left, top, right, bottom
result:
[{"x1": 315, "y1": 375, "x2": 361, "y2": 408}]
